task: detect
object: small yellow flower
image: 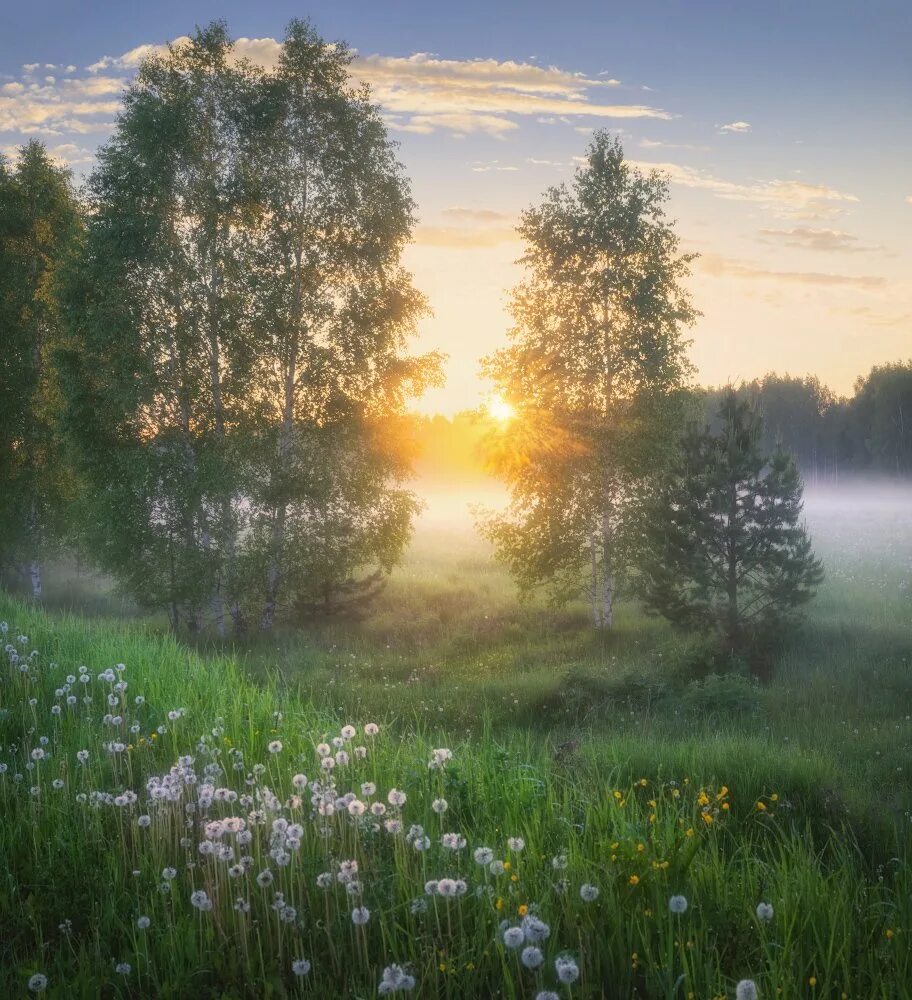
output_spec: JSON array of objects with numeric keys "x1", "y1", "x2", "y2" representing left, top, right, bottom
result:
[
  {"x1": 885, "y1": 928, "x2": 895, "y2": 939},
  {"x1": 439, "y1": 963, "x2": 447, "y2": 973},
  {"x1": 613, "y1": 790, "x2": 622, "y2": 800},
  {"x1": 518, "y1": 904, "x2": 528, "y2": 917},
  {"x1": 756, "y1": 800, "x2": 767, "y2": 811},
  {"x1": 510, "y1": 874, "x2": 518, "y2": 882},
  {"x1": 697, "y1": 791, "x2": 710, "y2": 807},
  {"x1": 495, "y1": 897, "x2": 504, "y2": 911},
  {"x1": 721, "y1": 802, "x2": 730, "y2": 811},
  {"x1": 639, "y1": 778, "x2": 648, "y2": 787},
  {"x1": 636, "y1": 843, "x2": 645, "y2": 853},
  {"x1": 701, "y1": 813, "x2": 714, "y2": 825},
  {"x1": 503, "y1": 861, "x2": 511, "y2": 871},
  {"x1": 465, "y1": 963, "x2": 475, "y2": 971},
  {"x1": 809, "y1": 977, "x2": 817, "y2": 987},
  {"x1": 629, "y1": 874, "x2": 639, "y2": 886},
  {"x1": 685, "y1": 827, "x2": 694, "y2": 838},
  {"x1": 770, "y1": 793, "x2": 778, "y2": 802}
]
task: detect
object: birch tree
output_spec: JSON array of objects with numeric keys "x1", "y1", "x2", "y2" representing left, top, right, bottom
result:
[
  {"x1": 480, "y1": 133, "x2": 697, "y2": 628},
  {"x1": 247, "y1": 20, "x2": 440, "y2": 628},
  {"x1": 59, "y1": 24, "x2": 263, "y2": 631}
]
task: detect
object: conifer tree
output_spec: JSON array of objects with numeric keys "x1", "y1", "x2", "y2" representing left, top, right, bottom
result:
[{"x1": 638, "y1": 389, "x2": 824, "y2": 655}]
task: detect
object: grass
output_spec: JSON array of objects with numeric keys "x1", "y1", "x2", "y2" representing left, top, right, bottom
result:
[{"x1": 1, "y1": 488, "x2": 911, "y2": 997}]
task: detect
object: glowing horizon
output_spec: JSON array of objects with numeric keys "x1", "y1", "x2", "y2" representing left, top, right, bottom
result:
[{"x1": 2, "y1": 2, "x2": 908, "y2": 418}]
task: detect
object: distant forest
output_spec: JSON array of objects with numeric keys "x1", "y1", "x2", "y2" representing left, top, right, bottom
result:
[{"x1": 413, "y1": 365, "x2": 912, "y2": 486}]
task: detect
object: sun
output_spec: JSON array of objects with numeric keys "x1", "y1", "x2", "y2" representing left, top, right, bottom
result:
[{"x1": 487, "y1": 395, "x2": 515, "y2": 423}]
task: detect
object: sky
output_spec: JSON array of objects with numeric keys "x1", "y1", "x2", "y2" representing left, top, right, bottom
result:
[{"x1": 2, "y1": 0, "x2": 910, "y2": 414}]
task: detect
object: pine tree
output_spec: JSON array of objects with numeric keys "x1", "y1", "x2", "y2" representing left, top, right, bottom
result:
[
  {"x1": 480, "y1": 133, "x2": 697, "y2": 627},
  {"x1": 638, "y1": 389, "x2": 824, "y2": 657}
]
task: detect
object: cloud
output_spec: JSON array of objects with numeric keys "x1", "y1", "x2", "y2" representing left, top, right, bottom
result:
[
  {"x1": 82, "y1": 37, "x2": 673, "y2": 136},
  {"x1": 386, "y1": 112, "x2": 518, "y2": 137},
  {"x1": 719, "y1": 121, "x2": 752, "y2": 133},
  {"x1": 639, "y1": 138, "x2": 710, "y2": 152},
  {"x1": 629, "y1": 159, "x2": 859, "y2": 218},
  {"x1": 413, "y1": 224, "x2": 520, "y2": 248},
  {"x1": 758, "y1": 227, "x2": 881, "y2": 253},
  {"x1": 469, "y1": 160, "x2": 520, "y2": 173},
  {"x1": 698, "y1": 253, "x2": 885, "y2": 289},
  {"x1": 441, "y1": 207, "x2": 514, "y2": 222},
  {"x1": 841, "y1": 305, "x2": 911, "y2": 327},
  {"x1": 0, "y1": 75, "x2": 124, "y2": 134}
]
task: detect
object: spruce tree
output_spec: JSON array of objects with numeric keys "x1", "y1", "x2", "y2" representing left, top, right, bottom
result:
[{"x1": 638, "y1": 389, "x2": 824, "y2": 656}]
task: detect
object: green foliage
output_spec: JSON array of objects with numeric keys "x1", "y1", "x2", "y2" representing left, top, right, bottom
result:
[
  {"x1": 1, "y1": 594, "x2": 910, "y2": 998},
  {"x1": 0, "y1": 142, "x2": 83, "y2": 598},
  {"x1": 480, "y1": 132, "x2": 698, "y2": 628},
  {"x1": 57, "y1": 21, "x2": 438, "y2": 634},
  {"x1": 638, "y1": 389, "x2": 824, "y2": 659}
]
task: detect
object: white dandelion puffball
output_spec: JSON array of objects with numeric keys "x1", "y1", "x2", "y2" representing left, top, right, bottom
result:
[
  {"x1": 521, "y1": 946, "x2": 544, "y2": 970},
  {"x1": 190, "y1": 889, "x2": 212, "y2": 911},
  {"x1": 736, "y1": 981, "x2": 759, "y2": 1000},
  {"x1": 267, "y1": 740, "x2": 282, "y2": 754},
  {"x1": 137, "y1": 915, "x2": 151, "y2": 929},
  {"x1": 503, "y1": 926, "x2": 525, "y2": 949},
  {"x1": 364, "y1": 723, "x2": 380, "y2": 736},
  {"x1": 756, "y1": 902, "x2": 774, "y2": 922},
  {"x1": 292, "y1": 958, "x2": 311, "y2": 976},
  {"x1": 115, "y1": 963, "x2": 131, "y2": 975},
  {"x1": 536, "y1": 993, "x2": 560, "y2": 1000},
  {"x1": 28, "y1": 974, "x2": 48, "y2": 993},
  {"x1": 378, "y1": 964, "x2": 415, "y2": 994},
  {"x1": 387, "y1": 788, "x2": 407, "y2": 807},
  {"x1": 669, "y1": 894, "x2": 688, "y2": 914},
  {"x1": 431, "y1": 798, "x2": 448, "y2": 813},
  {"x1": 555, "y1": 956, "x2": 580, "y2": 984},
  {"x1": 507, "y1": 836, "x2": 525, "y2": 852},
  {"x1": 351, "y1": 906, "x2": 371, "y2": 925},
  {"x1": 580, "y1": 883, "x2": 599, "y2": 902},
  {"x1": 473, "y1": 847, "x2": 494, "y2": 865}
]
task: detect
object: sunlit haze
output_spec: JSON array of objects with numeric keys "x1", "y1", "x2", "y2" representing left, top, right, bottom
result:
[{"x1": 2, "y1": 1, "x2": 908, "y2": 414}]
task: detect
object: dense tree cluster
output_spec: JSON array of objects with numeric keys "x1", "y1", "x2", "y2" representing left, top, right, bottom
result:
[
  {"x1": 704, "y1": 366, "x2": 912, "y2": 483},
  {"x1": 1, "y1": 21, "x2": 439, "y2": 630}
]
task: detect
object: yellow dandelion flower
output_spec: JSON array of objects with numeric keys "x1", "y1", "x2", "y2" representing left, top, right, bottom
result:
[
  {"x1": 518, "y1": 904, "x2": 528, "y2": 917},
  {"x1": 629, "y1": 874, "x2": 639, "y2": 886}
]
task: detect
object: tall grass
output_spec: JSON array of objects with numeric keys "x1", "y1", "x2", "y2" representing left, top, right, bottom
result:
[{"x1": 1, "y1": 594, "x2": 910, "y2": 998}]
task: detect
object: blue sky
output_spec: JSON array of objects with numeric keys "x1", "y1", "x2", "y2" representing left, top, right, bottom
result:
[{"x1": 2, "y1": 1, "x2": 910, "y2": 412}]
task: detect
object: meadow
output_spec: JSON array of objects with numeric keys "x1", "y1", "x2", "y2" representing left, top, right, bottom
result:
[{"x1": 1, "y1": 485, "x2": 911, "y2": 998}]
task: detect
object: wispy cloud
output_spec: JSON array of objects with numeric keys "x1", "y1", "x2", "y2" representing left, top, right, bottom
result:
[
  {"x1": 441, "y1": 207, "x2": 514, "y2": 222},
  {"x1": 698, "y1": 253, "x2": 885, "y2": 289},
  {"x1": 719, "y1": 121, "x2": 752, "y2": 133},
  {"x1": 78, "y1": 38, "x2": 673, "y2": 138},
  {"x1": 639, "y1": 138, "x2": 710, "y2": 151},
  {"x1": 758, "y1": 227, "x2": 882, "y2": 253},
  {"x1": 841, "y1": 305, "x2": 911, "y2": 327},
  {"x1": 630, "y1": 159, "x2": 859, "y2": 219},
  {"x1": 413, "y1": 224, "x2": 520, "y2": 248}
]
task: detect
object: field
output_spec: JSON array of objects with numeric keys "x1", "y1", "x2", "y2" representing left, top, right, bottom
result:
[{"x1": 1, "y1": 486, "x2": 911, "y2": 998}]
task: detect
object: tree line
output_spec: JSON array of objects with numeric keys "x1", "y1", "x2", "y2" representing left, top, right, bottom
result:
[
  {"x1": 704, "y1": 368, "x2": 912, "y2": 484},
  {"x1": 1, "y1": 18, "x2": 906, "y2": 656}
]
